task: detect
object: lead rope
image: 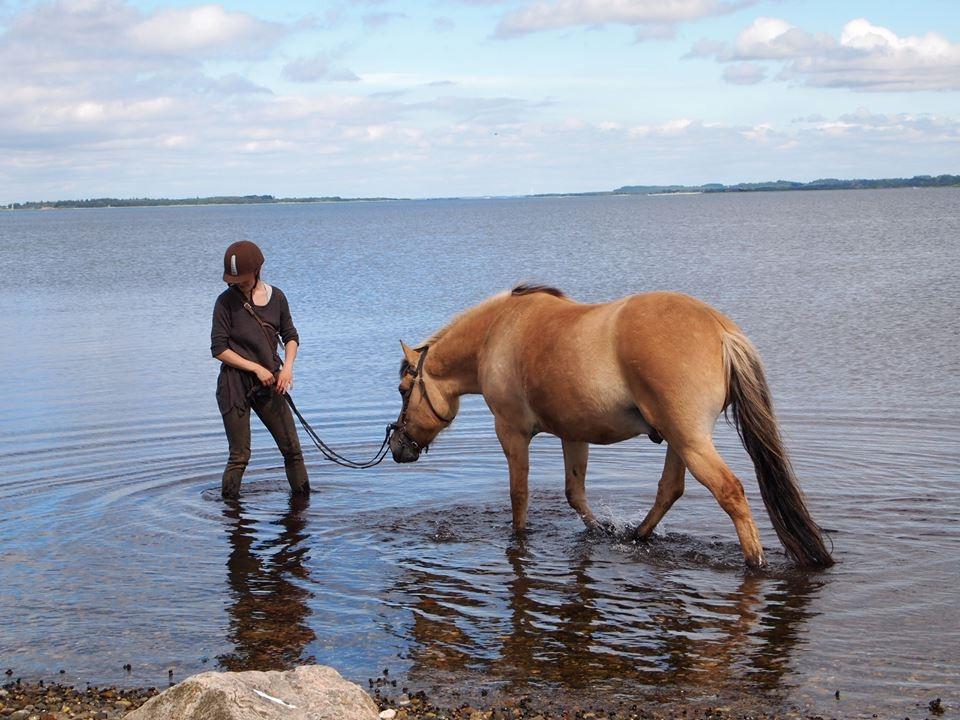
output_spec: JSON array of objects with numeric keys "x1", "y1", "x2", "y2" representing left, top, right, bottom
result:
[
  {"x1": 235, "y1": 284, "x2": 393, "y2": 469},
  {"x1": 283, "y1": 392, "x2": 393, "y2": 469}
]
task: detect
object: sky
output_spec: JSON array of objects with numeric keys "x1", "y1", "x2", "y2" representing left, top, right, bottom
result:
[{"x1": 1, "y1": 0, "x2": 958, "y2": 201}]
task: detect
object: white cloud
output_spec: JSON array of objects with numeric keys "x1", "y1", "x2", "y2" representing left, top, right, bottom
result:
[
  {"x1": 693, "y1": 17, "x2": 960, "y2": 91},
  {"x1": 3, "y1": 102, "x2": 959, "y2": 199},
  {"x1": 0, "y1": 0, "x2": 957, "y2": 200},
  {"x1": 495, "y1": 0, "x2": 751, "y2": 38},
  {"x1": 728, "y1": 17, "x2": 826, "y2": 60},
  {"x1": 128, "y1": 4, "x2": 284, "y2": 57}
]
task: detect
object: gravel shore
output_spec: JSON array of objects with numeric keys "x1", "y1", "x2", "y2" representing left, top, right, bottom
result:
[
  {"x1": 2, "y1": 679, "x2": 945, "y2": 720},
  {"x1": 0, "y1": 682, "x2": 157, "y2": 720}
]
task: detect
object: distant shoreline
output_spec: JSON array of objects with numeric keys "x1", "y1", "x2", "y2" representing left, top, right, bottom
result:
[{"x1": 3, "y1": 174, "x2": 958, "y2": 210}]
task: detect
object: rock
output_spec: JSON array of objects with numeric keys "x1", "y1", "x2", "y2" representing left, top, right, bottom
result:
[
  {"x1": 123, "y1": 665, "x2": 378, "y2": 720},
  {"x1": 380, "y1": 710, "x2": 397, "y2": 720}
]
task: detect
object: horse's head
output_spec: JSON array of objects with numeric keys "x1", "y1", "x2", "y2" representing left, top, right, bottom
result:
[{"x1": 389, "y1": 341, "x2": 457, "y2": 463}]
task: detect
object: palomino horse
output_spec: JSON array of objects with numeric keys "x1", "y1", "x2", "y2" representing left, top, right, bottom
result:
[{"x1": 388, "y1": 285, "x2": 833, "y2": 569}]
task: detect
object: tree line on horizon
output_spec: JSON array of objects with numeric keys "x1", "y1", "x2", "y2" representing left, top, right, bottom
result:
[
  {"x1": 611, "y1": 174, "x2": 960, "y2": 195},
  {"x1": 4, "y1": 175, "x2": 959, "y2": 209},
  {"x1": 1, "y1": 194, "x2": 386, "y2": 210}
]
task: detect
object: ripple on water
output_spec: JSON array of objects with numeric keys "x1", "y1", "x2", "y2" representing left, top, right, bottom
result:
[{"x1": 1, "y1": 193, "x2": 958, "y2": 717}]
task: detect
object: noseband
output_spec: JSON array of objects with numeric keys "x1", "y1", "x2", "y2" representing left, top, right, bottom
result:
[{"x1": 392, "y1": 345, "x2": 454, "y2": 454}]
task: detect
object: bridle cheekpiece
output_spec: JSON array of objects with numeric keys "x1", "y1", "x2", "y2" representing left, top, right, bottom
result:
[{"x1": 390, "y1": 345, "x2": 453, "y2": 457}]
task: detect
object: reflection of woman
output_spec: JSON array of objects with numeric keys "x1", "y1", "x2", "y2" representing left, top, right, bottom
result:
[
  {"x1": 218, "y1": 494, "x2": 316, "y2": 670},
  {"x1": 211, "y1": 240, "x2": 309, "y2": 499}
]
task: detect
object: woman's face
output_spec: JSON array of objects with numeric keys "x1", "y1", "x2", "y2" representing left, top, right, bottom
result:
[{"x1": 231, "y1": 276, "x2": 258, "y2": 294}]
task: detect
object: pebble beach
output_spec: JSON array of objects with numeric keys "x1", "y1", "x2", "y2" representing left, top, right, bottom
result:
[{"x1": 1, "y1": 679, "x2": 948, "y2": 720}]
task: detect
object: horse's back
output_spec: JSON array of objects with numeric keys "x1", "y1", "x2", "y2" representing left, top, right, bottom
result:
[
  {"x1": 478, "y1": 292, "x2": 636, "y2": 441},
  {"x1": 479, "y1": 289, "x2": 734, "y2": 442}
]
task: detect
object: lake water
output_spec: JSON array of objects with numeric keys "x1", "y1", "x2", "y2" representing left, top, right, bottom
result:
[{"x1": 1, "y1": 190, "x2": 958, "y2": 717}]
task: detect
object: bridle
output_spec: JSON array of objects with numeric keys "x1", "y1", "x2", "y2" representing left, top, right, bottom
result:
[{"x1": 392, "y1": 345, "x2": 454, "y2": 455}]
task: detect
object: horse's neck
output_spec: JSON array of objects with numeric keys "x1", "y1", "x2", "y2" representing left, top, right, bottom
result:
[{"x1": 426, "y1": 296, "x2": 506, "y2": 395}]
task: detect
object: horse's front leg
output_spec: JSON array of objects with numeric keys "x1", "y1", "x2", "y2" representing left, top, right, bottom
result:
[
  {"x1": 561, "y1": 438, "x2": 599, "y2": 529},
  {"x1": 495, "y1": 420, "x2": 531, "y2": 532}
]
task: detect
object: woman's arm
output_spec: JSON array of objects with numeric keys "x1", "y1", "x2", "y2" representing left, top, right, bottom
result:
[
  {"x1": 216, "y1": 349, "x2": 275, "y2": 386},
  {"x1": 275, "y1": 290, "x2": 300, "y2": 395},
  {"x1": 276, "y1": 340, "x2": 298, "y2": 394}
]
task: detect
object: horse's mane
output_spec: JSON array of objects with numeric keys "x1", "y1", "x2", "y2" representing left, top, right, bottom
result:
[
  {"x1": 511, "y1": 283, "x2": 566, "y2": 298},
  {"x1": 399, "y1": 285, "x2": 566, "y2": 376}
]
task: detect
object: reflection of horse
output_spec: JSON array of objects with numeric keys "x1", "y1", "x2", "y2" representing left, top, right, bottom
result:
[
  {"x1": 217, "y1": 495, "x2": 316, "y2": 670},
  {"x1": 389, "y1": 285, "x2": 833, "y2": 568},
  {"x1": 498, "y1": 541, "x2": 823, "y2": 700},
  {"x1": 395, "y1": 533, "x2": 822, "y2": 702}
]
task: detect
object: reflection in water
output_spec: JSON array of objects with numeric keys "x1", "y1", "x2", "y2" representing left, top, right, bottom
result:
[
  {"x1": 217, "y1": 494, "x2": 317, "y2": 670},
  {"x1": 396, "y1": 532, "x2": 823, "y2": 704}
]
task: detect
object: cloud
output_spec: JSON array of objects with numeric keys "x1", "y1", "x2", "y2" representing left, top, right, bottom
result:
[
  {"x1": 128, "y1": 4, "x2": 285, "y2": 57},
  {"x1": 0, "y1": 0, "x2": 289, "y2": 85},
  {"x1": 410, "y1": 95, "x2": 556, "y2": 124},
  {"x1": 1, "y1": 0, "x2": 957, "y2": 200},
  {"x1": 495, "y1": 0, "x2": 751, "y2": 39},
  {"x1": 634, "y1": 23, "x2": 677, "y2": 42},
  {"x1": 3, "y1": 97, "x2": 959, "y2": 199},
  {"x1": 693, "y1": 17, "x2": 960, "y2": 91},
  {"x1": 283, "y1": 53, "x2": 361, "y2": 83},
  {"x1": 0, "y1": 0, "x2": 292, "y2": 155},
  {"x1": 722, "y1": 62, "x2": 765, "y2": 85},
  {"x1": 199, "y1": 74, "x2": 274, "y2": 96}
]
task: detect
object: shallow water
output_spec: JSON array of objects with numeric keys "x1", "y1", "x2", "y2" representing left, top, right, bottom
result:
[{"x1": 1, "y1": 190, "x2": 958, "y2": 717}]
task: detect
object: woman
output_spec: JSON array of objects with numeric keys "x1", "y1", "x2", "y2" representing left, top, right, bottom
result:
[{"x1": 210, "y1": 240, "x2": 309, "y2": 499}]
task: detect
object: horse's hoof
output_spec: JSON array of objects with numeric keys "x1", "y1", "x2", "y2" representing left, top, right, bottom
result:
[
  {"x1": 586, "y1": 521, "x2": 616, "y2": 537},
  {"x1": 632, "y1": 529, "x2": 652, "y2": 542}
]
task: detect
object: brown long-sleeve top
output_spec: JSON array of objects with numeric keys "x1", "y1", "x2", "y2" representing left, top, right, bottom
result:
[{"x1": 210, "y1": 286, "x2": 300, "y2": 415}]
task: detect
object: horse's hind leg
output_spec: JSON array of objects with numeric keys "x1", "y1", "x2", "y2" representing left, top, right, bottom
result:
[
  {"x1": 679, "y1": 439, "x2": 766, "y2": 568},
  {"x1": 562, "y1": 439, "x2": 598, "y2": 529},
  {"x1": 634, "y1": 445, "x2": 685, "y2": 540}
]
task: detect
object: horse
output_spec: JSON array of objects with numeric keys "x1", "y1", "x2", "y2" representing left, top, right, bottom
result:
[{"x1": 388, "y1": 284, "x2": 833, "y2": 569}]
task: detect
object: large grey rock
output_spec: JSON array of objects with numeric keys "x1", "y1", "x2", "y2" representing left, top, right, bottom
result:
[{"x1": 123, "y1": 665, "x2": 378, "y2": 720}]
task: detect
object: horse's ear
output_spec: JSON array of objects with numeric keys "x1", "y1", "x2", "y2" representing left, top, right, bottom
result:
[{"x1": 400, "y1": 341, "x2": 420, "y2": 365}]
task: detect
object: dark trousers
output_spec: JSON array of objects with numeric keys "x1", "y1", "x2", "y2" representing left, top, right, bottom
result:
[{"x1": 221, "y1": 391, "x2": 310, "y2": 498}]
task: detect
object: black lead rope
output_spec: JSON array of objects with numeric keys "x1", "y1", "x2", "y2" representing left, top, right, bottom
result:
[
  {"x1": 233, "y1": 285, "x2": 392, "y2": 468},
  {"x1": 283, "y1": 392, "x2": 393, "y2": 469}
]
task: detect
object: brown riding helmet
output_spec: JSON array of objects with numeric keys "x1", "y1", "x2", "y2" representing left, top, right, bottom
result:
[{"x1": 223, "y1": 240, "x2": 264, "y2": 284}]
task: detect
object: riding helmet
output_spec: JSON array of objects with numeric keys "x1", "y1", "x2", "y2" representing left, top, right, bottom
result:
[{"x1": 222, "y1": 240, "x2": 264, "y2": 284}]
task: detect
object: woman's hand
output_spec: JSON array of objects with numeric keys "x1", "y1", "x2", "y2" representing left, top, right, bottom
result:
[
  {"x1": 276, "y1": 366, "x2": 293, "y2": 394},
  {"x1": 254, "y1": 365, "x2": 276, "y2": 387}
]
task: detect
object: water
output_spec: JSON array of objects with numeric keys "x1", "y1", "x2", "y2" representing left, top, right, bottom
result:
[{"x1": 1, "y1": 190, "x2": 958, "y2": 717}]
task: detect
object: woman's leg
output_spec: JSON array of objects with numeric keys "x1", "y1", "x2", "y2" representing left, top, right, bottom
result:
[
  {"x1": 221, "y1": 407, "x2": 251, "y2": 499},
  {"x1": 253, "y1": 392, "x2": 310, "y2": 494}
]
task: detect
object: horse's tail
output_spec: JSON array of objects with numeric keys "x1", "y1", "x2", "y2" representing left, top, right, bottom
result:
[{"x1": 722, "y1": 331, "x2": 834, "y2": 568}]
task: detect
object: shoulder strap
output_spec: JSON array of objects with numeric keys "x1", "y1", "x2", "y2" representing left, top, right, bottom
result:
[{"x1": 233, "y1": 285, "x2": 281, "y2": 347}]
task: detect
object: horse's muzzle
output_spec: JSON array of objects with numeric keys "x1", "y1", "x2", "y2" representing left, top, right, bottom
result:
[{"x1": 389, "y1": 428, "x2": 421, "y2": 463}]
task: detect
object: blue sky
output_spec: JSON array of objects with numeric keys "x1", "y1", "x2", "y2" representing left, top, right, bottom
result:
[{"x1": 1, "y1": 0, "x2": 958, "y2": 201}]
